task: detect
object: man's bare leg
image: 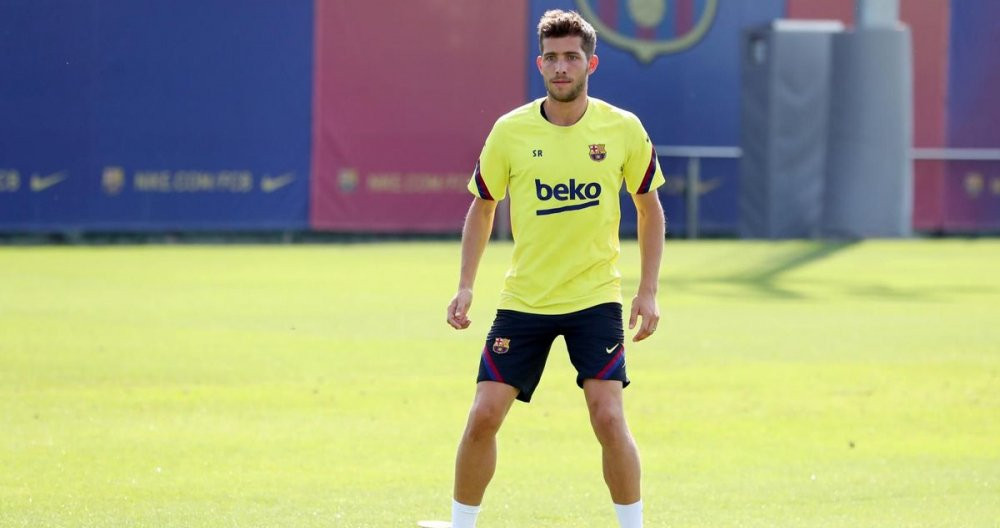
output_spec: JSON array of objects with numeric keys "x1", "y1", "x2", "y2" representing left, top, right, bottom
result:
[
  {"x1": 584, "y1": 379, "x2": 642, "y2": 527},
  {"x1": 454, "y1": 381, "x2": 519, "y2": 505}
]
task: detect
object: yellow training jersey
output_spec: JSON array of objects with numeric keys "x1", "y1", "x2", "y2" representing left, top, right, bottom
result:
[{"x1": 468, "y1": 97, "x2": 665, "y2": 315}]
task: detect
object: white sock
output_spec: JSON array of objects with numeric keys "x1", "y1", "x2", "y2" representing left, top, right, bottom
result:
[
  {"x1": 614, "y1": 499, "x2": 643, "y2": 528},
  {"x1": 451, "y1": 499, "x2": 481, "y2": 528}
]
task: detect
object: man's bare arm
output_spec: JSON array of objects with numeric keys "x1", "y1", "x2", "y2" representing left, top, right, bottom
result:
[
  {"x1": 447, "y1": 197, "x2": 499, "y2": 330},
  {"x1": 629, "y1": 190, "x2": 664, "y2": 341}
]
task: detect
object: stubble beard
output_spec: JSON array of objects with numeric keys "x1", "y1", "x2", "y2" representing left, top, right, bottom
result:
[{"x1": 547, "y1": 76, "x2": 587, "y2": 103}]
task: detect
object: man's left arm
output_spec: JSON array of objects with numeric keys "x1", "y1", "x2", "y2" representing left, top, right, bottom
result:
[{"x1": 629, "y1": 190, "x2": 664, "y2": 342}]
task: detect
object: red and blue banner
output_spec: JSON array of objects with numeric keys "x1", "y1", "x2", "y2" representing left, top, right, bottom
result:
[
  {"x1": 0, "y1": 0, "x2": 996, "y2": 234},
  {"x1": 943, "y1": 0, "x2": 1000, "y2": 231},
  {"x1": 309, "y1": 1, "x2": 527, "y2": 232},
  {"x1": 788, "y1": 0, "x2": 1000, "y2": 233}
]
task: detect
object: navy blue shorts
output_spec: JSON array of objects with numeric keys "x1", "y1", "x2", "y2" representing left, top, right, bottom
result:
[{"x1": 477, "y1": 302, "x2": 629, "y2": 403}]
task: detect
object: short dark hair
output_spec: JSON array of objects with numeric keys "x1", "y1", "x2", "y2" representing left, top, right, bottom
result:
[{"x1": 537, "y1": 10, "x2": 597, "y2": 58}]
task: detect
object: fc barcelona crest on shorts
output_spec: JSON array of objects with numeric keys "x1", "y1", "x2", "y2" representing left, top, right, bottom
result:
[
  {"x1": 589, "y1": 144, "x2": 607, "y2": 162},
  {"x1": 492, "y1": 337, "x2": 511, "y2": 354}
]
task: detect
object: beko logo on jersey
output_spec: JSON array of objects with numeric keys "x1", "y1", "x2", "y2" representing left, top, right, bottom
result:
[
  {"x1": 536, "y1": 178, "x2": 601, "y2": 201},
  {"x1": 535, "y1": 179, "x2": 601, "y2": 216}
]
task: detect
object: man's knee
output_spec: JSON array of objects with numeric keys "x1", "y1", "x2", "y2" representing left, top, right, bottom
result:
[
  {"x1": 584, "y1": 383, "x2": 630, "y2": 445},
  {"x1": 464, "y1": 402, "x2": 506, "y2": 441},
  {"x1": 463, "y1": 383, "x2": 516, "y2": 442},
  {"x1": 590, "y1": 401, "x2": 627, "y2": 438}
]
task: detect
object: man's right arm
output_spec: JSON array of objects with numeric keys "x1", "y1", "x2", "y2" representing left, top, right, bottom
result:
[{"x1": 446, "y1": 197, "x2": 499, "y2": 330}]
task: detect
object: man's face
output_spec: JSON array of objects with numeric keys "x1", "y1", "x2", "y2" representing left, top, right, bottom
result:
[{"x1": 537, "y1": 36, "x2": 598, "y2": 103}]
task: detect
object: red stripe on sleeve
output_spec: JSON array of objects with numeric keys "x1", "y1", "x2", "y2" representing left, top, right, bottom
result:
[
  {"x1": 474, "y1": 161, "x2": 494, "y2": 200},
  {"x1": 638, "y1": 147, "x2": 657, "y2": 194}
]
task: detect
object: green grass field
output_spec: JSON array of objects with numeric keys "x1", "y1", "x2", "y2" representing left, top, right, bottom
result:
[{"x1": 2, "y1": 240, "x2": 998, "y2": 527}]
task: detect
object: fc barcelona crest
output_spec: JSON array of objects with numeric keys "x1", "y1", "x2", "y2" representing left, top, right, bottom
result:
[
  {"x1": 492, "y1": 337, "x2": 510, "y2": 354},
  {"x1": 589, "y1": 144, "x2": 607, "y2": 162},
  {"x1": 574, "y1": 0, "x2": 719, "y2": 63},
  {"x1": 102, "y1": 166, "x2": 125, "y2": 196}
]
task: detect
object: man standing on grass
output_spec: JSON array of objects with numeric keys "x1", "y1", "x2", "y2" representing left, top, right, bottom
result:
[{"x1": 444, "y1": 9, "x2": 665, "y2": 528}]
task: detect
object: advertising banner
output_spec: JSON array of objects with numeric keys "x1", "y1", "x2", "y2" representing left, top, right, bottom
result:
[
  {"x1": 0, "y1": 0, "x2": 314, "y2": 231},
  {"x1": 945, "y1": 0, "x2": 1000, "y2": 231},
  {"x1": 310, "y1": 1, "x2": 528, "y2": 232}
]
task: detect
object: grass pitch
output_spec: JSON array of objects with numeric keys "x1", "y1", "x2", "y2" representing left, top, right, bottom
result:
[{"x1": 1, "y1": 239, "x2": 998, "y2": 527}]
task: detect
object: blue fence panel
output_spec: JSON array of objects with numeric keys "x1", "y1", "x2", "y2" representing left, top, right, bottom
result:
[
  {"x1": 0, "y1": 0, "x2": 313, "y2": 232},
  {"x1": 0, "y1": 1, "x2": 96, "y2": 230}
]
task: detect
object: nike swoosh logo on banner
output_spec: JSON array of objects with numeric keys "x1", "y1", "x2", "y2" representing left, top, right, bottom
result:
[
  {"x1": 261, "y1": 173, "x2": 295, "y2": 192},
  {"x1": 30, "y1": 172, "x2": 67, "y2": 192}
]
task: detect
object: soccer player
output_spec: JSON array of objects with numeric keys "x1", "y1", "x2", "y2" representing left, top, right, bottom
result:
[{"x1": 444, "y1": 9, "x2": 665, "y2": 528}]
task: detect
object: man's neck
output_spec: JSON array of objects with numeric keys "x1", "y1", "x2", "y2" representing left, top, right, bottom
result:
[{"x1": 543, "y1": 94, "x2": 589, "y2": 126}]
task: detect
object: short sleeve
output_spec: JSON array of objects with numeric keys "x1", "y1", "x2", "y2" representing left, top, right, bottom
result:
[
  {"x1": 622, "y1": 117, "x2": 664, "y2": 195},
  {"x1": 467, "y1": 123, "x2": 509, "y2": 200}
]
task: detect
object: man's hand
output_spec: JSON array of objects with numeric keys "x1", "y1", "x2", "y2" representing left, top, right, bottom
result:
[
  {"x1": 628, "y1": 291, "x2": 659, "y2": 342},
  {"x1": 447, "y1": 288, "x2": 474, "y2": 329}
]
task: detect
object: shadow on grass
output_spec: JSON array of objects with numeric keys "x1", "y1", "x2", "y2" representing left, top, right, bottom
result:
[
  {"x1": 629, "y1": 240, "x2": 998, "y2": 302},
  {"x1": 719, "y1": 240, "x2": 860, "y2": 299},
  {"x1": 654, "y1": 241, "x2": 998, "y2": 302},
  {"x1": 620, "y1": 241, "x2": 858, "y2": 301}
]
